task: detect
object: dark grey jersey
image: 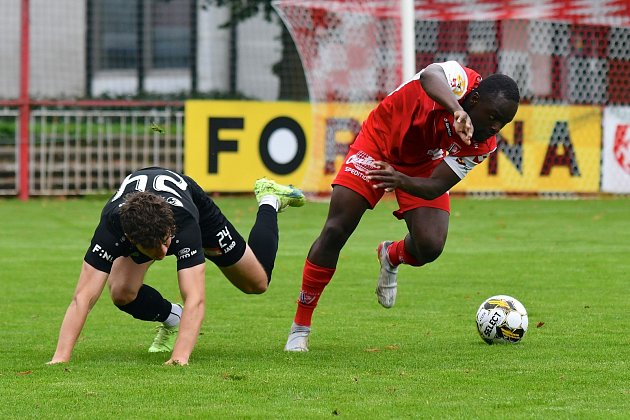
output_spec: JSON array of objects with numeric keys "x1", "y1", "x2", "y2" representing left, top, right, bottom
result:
[{"x1": 84, "y1": 167, "x2": 206, "y2": 273}]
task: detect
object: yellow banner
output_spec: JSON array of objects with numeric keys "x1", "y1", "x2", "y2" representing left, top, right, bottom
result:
[
  {"x1": 185, "y1": 101, "x2": 312, "y2": 192},
  {"x1": 185, "y1": 102, "x2": 602, "y2": 194},
  {"x1": 302, "y1": 102, "x2": 375, "y2": 192},
  {"x1": 454, "y1": 105, "x2": 602, "y2": 192}
]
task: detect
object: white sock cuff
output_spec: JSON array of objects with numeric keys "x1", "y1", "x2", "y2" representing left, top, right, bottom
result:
[
  {"x1": 259, "y1": 195, "x2": 280, "y2": 212},
  {"x1": 163, "y1": 303, "x2": 183, "y2": 327}
]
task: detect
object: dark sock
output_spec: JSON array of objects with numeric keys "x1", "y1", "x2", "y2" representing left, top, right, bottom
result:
[
  {"x1": 116, "y1": 284, "x2": 172, "y2": 322},
  {"x1": 247, "y1": 204, "x2": 279, "y2": 283}
]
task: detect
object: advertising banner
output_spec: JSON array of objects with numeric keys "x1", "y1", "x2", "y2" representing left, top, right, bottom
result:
[
  {"x1": 602, "y1": 107, "x2": 630, "y2": 193},
  {"x1": 185, "y1": 100, "x2": 375, "y2": 193},
  {"x1": 453, "y1": 105, "x2": 602, "y2": 193},
  {"x1": 185, "y1": 100, "x2": 312, "y2": 192},
  {"x1": 302, "y1": 102, "x2": 374, "y2": 192},
  {"x1": 186, "y1": 102, "x2": 603, "y2": 194}
]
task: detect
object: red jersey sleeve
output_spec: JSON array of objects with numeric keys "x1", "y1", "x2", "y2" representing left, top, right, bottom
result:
[
  {"x1": 430, "y1": 61, "x2": 483, "y2": 99},
  {"x1": 355, "y1": 61, "x2": 490, "y2": 170}
]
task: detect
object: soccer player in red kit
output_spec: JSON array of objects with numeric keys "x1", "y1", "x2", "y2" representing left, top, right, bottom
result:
[{"x1": 285, "y1": 61, "x2": 520, "y2": 351}]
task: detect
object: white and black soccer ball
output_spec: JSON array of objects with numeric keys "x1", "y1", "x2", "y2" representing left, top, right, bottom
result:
[{"x1": 476, "y1": 295, "x2": 528, "y2": 344}]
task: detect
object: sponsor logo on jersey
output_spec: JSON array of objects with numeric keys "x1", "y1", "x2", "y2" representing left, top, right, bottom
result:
[
  {"x1": 345, "y1": 151, "x2": 379, "y2": 182},
  {"x1": 346, "y1": 151, "x2": 379, "y2": 173},
  {"x1": 344, "y1": 166, "x2": 369, "y2": 181},
  {"x1": 450, "y1": 74, "x2": 466, "y2": 97},
  {"x1": 177, "y1": 247, "x2": 198, "y2": 260},
  {"x1": 447, "y1": 143, "x2": 461, "y2": 155},
  {"x1": 443, "y1": 118, "x2": 453, "y2": 137},
  {"x1": 91, "y1": 244, "x2": 114, "y2": 263}
]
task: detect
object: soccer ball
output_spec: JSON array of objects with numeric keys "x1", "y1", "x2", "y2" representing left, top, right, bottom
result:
[{"x1": 476, "y1": 295, "x2": 528, "y2": 344}]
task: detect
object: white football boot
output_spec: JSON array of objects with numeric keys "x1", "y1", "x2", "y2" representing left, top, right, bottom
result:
[
  {"x1": 284, "y1": 322, "x2": 310, "y2": 352},
  {"x1": 375, "y1": 241, "x2": 398, "y2": 308}
]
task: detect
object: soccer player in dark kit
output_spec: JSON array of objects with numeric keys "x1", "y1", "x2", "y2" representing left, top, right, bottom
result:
[{"x1": 48, "y1": 167, "x2": 304, "y2": 365}]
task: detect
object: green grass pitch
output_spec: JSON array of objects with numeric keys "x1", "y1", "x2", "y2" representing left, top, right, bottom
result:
[{"x1": 1, "y1": 195, "x2": 629, "y2": 418}]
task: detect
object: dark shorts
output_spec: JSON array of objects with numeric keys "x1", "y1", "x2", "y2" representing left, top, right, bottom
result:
[{"x1": 187, "y1": 176, "x2": 247, "y2": 267}]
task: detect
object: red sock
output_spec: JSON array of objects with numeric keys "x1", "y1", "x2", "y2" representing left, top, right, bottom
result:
[
  {"x1": 387, "y1": 239, "x2": 421, "y2": 266},
  {"x1": 294, "y1": 259, "x2": 335, "y2": 327}
]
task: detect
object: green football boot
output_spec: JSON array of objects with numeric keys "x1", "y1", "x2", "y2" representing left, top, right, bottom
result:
[
  {"x1": 254, "y1": 178, "x2": 305, "y2": 212},
  {"x1": 148, "y1": 324, "x2": 179, "y2": 353}
]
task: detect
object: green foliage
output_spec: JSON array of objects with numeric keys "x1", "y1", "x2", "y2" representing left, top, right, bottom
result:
[
  {"x1": 1, "y1": 196, "x2": 629, "y2": 418},
  {"x1": 200, "y1": 0, "x2": 277, "y2": 27}
]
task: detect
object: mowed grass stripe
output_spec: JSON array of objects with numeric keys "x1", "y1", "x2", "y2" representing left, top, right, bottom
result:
[{"x1": 0, "y1": 196, "x2": 628, "y2": 418}]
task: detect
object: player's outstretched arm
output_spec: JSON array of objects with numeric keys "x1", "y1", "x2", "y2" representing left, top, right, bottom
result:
[
  {"x1": 47, "y1": 261, "x2": 108, "y2": 364},
  {"x1": 165, "y1": 263, "x2": 206, "y2": 366},
  {"x1": 367, "y1": 161, "x2": 460, "y2": 200},
  {"x1": 420, "y1": 63, "x2": 473, "y2": 144}
]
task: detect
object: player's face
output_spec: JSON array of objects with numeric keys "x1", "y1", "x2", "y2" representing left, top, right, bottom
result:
[
  {"x1": 135, "y1": 235, "x2": 172, "y2": 261},
  {"x1": 467, "y1": 93, "x2": 518, "y2": 141}
]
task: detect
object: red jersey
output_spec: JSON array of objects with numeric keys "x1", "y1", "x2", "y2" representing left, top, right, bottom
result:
[{"x1": 356, "y1": 61, "x2": 497, "y2": 179}]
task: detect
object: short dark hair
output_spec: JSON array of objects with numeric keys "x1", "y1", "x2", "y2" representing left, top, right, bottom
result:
[
  {"x1": 477, "y1": 74, "x2": 520, "y2": 104},
  {"x1": 119, "y1": 191, "x2": 175, "y2": 249}
]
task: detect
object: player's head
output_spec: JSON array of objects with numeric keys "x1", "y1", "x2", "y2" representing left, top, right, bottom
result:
[
  {"x1": 119, "y1": 191, "x2": 175, "y2": 259},
  {"x1": 463, "y1": 74, "x2": 520, "y2": 141}
]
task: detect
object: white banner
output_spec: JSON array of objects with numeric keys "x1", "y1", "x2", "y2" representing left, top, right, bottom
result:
[{"x1": 602, "y1": 107, "x2": 630, "y2": 193}]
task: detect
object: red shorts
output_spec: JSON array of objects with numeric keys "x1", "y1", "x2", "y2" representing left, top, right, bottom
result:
[{"x1": 332, "y1": 143, "x2": 450, "y2": 219}]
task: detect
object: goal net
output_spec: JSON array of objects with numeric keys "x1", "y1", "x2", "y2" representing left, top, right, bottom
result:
[{"x1": 273, "y1": 0, "x2": 630, "y2": 195}]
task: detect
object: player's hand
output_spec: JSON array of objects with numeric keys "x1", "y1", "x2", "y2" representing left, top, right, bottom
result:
[
  {"x1": 165, "y1": 357, "x2": 188, "y2": 366},
  {"x1": 453, "y1": 110, "x2": 473, "y2": 145},
  {"x1": 366, "y1": 161, "x2": 403, "y2": 192}
]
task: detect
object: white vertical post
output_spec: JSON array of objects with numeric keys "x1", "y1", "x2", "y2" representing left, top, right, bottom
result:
[{"x1": 400, "y1": 0, "x2": 415, "y2": 81}]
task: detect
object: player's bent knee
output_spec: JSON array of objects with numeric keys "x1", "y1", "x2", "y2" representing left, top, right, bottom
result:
[
  {"x1": 109, "y1": 285, "x2": 138, "y2": 306},
  {"x1": 218, "y1": 253, "x2": 269, "y2": 294},
  {"x1": 229, "y1": 275, "x2": 268, "y2": 294},
  {"x1": 242, "y1": 279, "x2": 268, "y2": 294},
  {"x1": 420, "y1": 243, "x2": 445, "y2": 263},
  {"x1": 110, "y1": 290, "x2": 136, "y2": 306}
]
